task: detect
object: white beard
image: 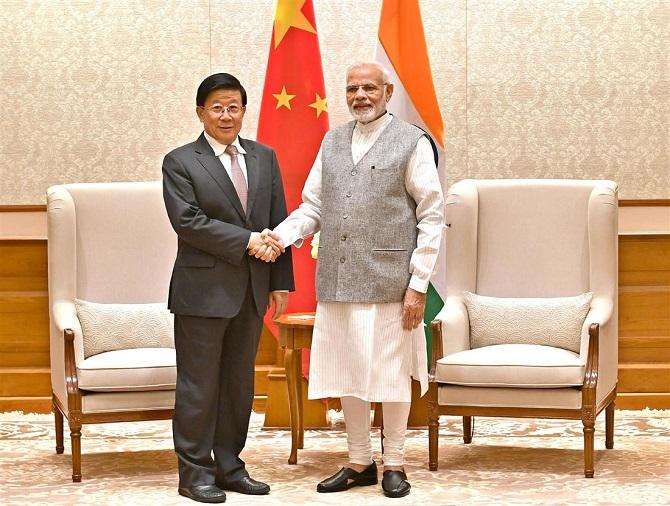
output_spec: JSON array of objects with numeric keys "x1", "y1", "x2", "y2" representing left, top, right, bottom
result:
[{"x1": 350, "y1": 104, "x2": 380, "y2": 123}]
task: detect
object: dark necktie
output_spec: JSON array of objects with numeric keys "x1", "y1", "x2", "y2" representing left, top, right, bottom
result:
[{"x1": 225, "y1": 144, "x2": 247, "y2": 213}]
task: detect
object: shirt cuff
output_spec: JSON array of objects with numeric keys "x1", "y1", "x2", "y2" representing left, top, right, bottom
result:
[
  {"x1": 408, "y1": 276, "x2": 429, "y2": 293},
  {"x1": 275, "y1": 230, "x2": 303, "y2": 249}
]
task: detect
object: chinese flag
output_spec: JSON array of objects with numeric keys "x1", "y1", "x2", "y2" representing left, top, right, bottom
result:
[{"x1": 257, "y1": 0, "x2": 329, "y2": 372}]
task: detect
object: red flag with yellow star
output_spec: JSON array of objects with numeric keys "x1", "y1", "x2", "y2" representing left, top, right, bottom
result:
[{"x1": 257, "y1": 0, "x2": 328, "y2": 359}]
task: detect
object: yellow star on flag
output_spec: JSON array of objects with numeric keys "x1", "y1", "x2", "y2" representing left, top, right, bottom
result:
[
  {"x1": 273, "y1": 0, "x2": 317, "y2": 49},
  {"x1": 272, "y1": 86, "x2": 296, "y2": 110},
  {"x1": 308, "y1": 93, "x2": 328, "y2": 118}
]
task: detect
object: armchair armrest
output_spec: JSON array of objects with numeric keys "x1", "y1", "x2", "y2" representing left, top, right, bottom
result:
[
  {"x1": 584, "y1": 323, "x2": 600, "y2": 391},
  {"x1": 581, "y1": 295, "x2": 618, "y2": 403},
  {"x1": 582, "y1": 323, "x2": 600, "y2": 416},
  {"x1": 64, "y1": 329, "x2": 81, "y2": 399},
  {"x1": 52, "y1": 300, "x2": 82, "y2": 334},
  {"x1": 51, "y1": 301, "x2": 83, "y2": 407},
  {"x1": 579, "y1": 297, "x2": 613, "y2": 359},
  {"x1": 429, "y1": 320, "x2": 443, "y2": 381},
  {"x1": 52, "y1": 300, "x2": 84, "y2": 364},
  {"x1": 429, "y1": 296, "x2": 470, "y2": 382},
  {"x1": 433, "y1": 296, "x2": 470, "y2": 356}
]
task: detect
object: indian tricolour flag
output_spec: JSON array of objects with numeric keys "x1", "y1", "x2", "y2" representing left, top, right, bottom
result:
[{"x1": 375, "y1": 0, "x2": 447, "y2": 360}]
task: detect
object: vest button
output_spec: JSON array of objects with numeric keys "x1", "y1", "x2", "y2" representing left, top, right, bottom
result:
[
  {"x1": 342, "y1": 214, "x2": 349, "y2": 219},
  {"x1": 340, "y1": 257, "x2": 346, "y2": 263},
  {"x1": 346, "y1": 192, "x2": 352, "y2": 198},
  {"x1": 340, "y1": 235, "x2": 347, "y2": 241},
  {"x1": 351, "y1": 170, "x2": 357, "y2": 175}
]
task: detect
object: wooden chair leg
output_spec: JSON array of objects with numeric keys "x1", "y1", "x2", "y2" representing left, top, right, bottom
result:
[
  {"x1": 605, "y1": 400, "x2": 615, "y2": 449},
  {"x1": 379, "y1": 405, "x2": 385, "y2": 455},
  {"x1": 582, "y1": 417, "x2": 595, "y2": 478},
  {"x1": 463, "y1": 416, "x2": 473, "y2": 444},
  {"x1": 53, "y1": 402, "x2": 64, "y2": 455},
  {"x1": 427, "y1": 385, "x2": 439, "y2": 471},
  {"x1": 69, "y1": 413, "x2": 82, "y2": 482}
]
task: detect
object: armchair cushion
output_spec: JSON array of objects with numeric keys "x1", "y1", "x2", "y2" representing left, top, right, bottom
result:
[
  {"x1": 77, "y1": 347, "x2": 176, "y2": 392},
  {"x1": 75, "y1": 299, "x2": 174, "y2": 358},
  {"x1": 463, "y1": 291, "x2": 592, "y2": 353},
  {"x1": 435, "y1": 344, "x2": 584, "y2": 388}
]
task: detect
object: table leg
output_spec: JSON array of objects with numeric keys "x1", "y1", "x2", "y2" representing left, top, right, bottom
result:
[
  {"x1": 296, "y1": 350, "x2": 304, "y2": 449},
  {"x1": 284, "y1": 348, "x2": 299, "y2": 465}
]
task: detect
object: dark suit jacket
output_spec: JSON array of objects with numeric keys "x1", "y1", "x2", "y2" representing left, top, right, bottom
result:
[{"x1": 162, "y1": 133, "x2": 294, "y2": 318}]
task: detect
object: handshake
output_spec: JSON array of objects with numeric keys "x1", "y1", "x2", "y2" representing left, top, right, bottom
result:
[{"x1": 247, "y1": 229, "x2": 285, "y2": 263}]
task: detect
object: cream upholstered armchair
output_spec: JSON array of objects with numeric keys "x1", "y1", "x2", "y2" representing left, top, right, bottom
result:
[
  {"x1": 47, "y1": 182, "x2": 177, "y2": 482},
  {"x1": 428, "y1": 179, "x2": 618, "y2": 478}
]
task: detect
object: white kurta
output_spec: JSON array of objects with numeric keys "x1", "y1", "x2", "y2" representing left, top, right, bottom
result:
[{"x1": 275, "y1": 113, "x2": 444, "y2": 402}]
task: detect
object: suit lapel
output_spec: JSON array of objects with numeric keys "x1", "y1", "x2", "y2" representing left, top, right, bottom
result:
[
  {"x1": 240, "y1": 138, "x2": 260, "y2": 216},
  {"x1": 194, "y1": 133, "x2": 246, "y2": 219}
]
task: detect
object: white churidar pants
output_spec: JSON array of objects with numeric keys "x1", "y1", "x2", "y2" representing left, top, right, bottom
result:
[{"x1": 341, "y1": 396, "x2": 411, "y2": 467}]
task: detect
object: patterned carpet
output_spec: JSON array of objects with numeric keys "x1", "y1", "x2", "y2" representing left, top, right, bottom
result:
[{"x1": 1, "y1": 410, "x2": 669, "y2": 505}]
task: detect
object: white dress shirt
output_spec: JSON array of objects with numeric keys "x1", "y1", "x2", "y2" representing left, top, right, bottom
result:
[
  {"x1": 203, "y1": 132, "x2": 262, "y2": 251},
  {"x1": 203, "y1": 131, "x2": 248, "y2": 184}
]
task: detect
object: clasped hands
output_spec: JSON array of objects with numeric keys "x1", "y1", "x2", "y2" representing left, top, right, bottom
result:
[{"x1": 248, "y1": 229, "x2": 285, "y2": 263}]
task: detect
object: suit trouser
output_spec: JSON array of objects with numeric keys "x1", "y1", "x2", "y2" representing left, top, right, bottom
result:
[{"x1": 172, "y1": 287, "x2": 263, "y2": 487}]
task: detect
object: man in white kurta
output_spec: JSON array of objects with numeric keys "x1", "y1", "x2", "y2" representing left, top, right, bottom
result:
[{"x1": 256, "y1": 63, "x2": 443, "y2": 498}]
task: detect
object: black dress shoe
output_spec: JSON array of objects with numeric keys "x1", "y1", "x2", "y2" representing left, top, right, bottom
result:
[
  {"x1": 177, "y1": 484, "x2": 227, "y2": 503},
  {"x1": 218, "y1": 476, "x2": 270, "y2": 495},
  {"x1": 317, "y1": 461, "x2": 378, "y2": 493},
  {"x1": 381, "y1": 470, "x2": 411, "y2": 498}
]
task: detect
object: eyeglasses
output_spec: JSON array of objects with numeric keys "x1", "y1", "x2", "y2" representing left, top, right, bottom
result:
[
  {"x1": 202, "y1": 104, "x2": 245, "y2": 117},
  {"x1": 345, "y1": 83, "x2": 387, "y2": 96}
]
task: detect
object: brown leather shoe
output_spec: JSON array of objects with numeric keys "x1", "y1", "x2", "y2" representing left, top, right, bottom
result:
[
  {"x1": 317, "y1": 461, "x2": 378, "y2": 493},
  {"x1": 177, "y1": 484, "x2": 227, "y2": 503}
]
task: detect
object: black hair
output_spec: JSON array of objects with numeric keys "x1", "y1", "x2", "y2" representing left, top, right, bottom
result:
[{"x1": 196, "y1": 73, "x2": 247, "y2": 107}]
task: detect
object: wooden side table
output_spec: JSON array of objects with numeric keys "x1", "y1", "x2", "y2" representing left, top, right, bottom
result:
[{"x1": 275, "y1": 312, "x2": 315, "y2": 465}]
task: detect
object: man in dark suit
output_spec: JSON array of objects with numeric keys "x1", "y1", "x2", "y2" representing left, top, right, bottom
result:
[{"x1": 162, "y1": 73, "x2": 294, "y2": 503}]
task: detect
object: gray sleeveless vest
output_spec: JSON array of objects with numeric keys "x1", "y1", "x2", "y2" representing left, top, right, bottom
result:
[{"x1": 316, "y1": 117, "x2": 425, "y2": 303}]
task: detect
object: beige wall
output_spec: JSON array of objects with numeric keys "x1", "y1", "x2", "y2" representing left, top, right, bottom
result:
[{"x1": 0, "y1": 0, "x2": 667, "y2": 204}]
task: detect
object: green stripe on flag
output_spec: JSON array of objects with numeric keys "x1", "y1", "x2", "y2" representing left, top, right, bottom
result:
[{"x1": 423, "y1": 282, "x2": 445, "y2": 367}]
